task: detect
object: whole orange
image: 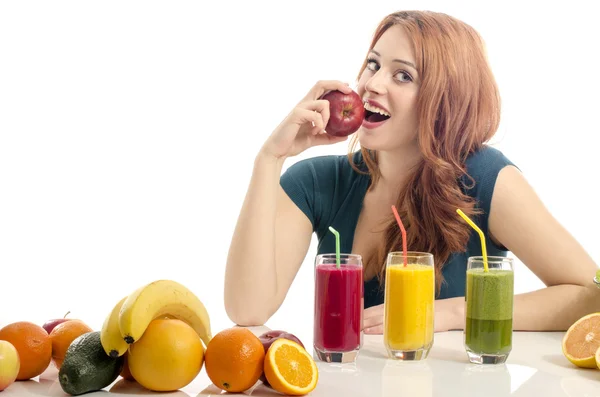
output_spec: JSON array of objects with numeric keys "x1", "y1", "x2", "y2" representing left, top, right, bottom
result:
[
  {"x1": 204, "y1": 327, "x2": 265, "y2": 393},
  {"x1": 0, "y1": 321, "x2": 52, "y2": 380},
  {"x1": 49, "y1": 319, "x2": 93, "y2": 369},
  {"x1": 127, "y1": 318, "x2": 203, "y2": 391}
]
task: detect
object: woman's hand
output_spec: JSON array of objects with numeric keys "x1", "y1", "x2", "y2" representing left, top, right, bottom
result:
[
  {"x1": 362, "y1": 299, "x2": 464, "y2": 334},
  {"x1": 434, "y1": 298, "x2": 464, "y2": 332},
  {"x1": 362, "y1": 303, "x2": 385, "y2": 334},
  {"x1": 260, "y1": 80, "x2": 354, "y2": 160}
]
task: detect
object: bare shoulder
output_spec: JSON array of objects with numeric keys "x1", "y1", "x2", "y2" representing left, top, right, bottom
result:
[{"x1": 489, "y1": 165, "x2": 597, "y2": 286}]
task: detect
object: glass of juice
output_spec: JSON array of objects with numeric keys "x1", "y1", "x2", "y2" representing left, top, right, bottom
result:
[
  {"x1": 313, "y1": 253, "x2": 363, "y2": 363},
  {"x1": 384, "y1": 251, "x2": 435, "y2": 360},
  {"x1": 464, "y1": 256, "x2": 514, "y2": 364}
]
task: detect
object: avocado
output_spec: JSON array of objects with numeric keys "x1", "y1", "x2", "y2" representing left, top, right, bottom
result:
[{"x1": 58, "y1": 331, "x2": 125, "y2": 396}]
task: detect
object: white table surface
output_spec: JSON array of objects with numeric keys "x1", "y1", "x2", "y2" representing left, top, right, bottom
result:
[{"x1": 3, "y1": 326, "x2": 600, "y2": 397}]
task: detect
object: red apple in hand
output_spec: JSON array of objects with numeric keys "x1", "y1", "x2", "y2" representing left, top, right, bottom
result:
[
  {"x1": 42, "y1": 311, "x2": 72, "y2": 334},
  {"x1": 320, "y1": 90, "x2": 365, "y2": 137}
]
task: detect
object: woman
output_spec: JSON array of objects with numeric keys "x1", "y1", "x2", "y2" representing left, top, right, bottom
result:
[{"x1": 224, "y1": 10, "x2": 600, "y2": 333}]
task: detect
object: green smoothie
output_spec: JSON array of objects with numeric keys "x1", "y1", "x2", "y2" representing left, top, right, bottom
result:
[{"x1": 465, "y1": 268, "x2": 514, "y2": 355}]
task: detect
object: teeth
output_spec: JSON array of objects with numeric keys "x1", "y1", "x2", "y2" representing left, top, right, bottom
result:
[{"x1": 363, "y1": 101, "x2": 390, "y2": 117}]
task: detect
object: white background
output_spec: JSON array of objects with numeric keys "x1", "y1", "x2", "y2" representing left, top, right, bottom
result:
[{"x1": 1, "y1": 0, "x2": 598, "y2": 344}]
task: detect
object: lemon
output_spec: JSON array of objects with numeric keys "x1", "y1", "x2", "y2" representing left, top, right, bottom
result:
[{"x1": 562, "y1": 312, "x2": 600, "y2": 368}]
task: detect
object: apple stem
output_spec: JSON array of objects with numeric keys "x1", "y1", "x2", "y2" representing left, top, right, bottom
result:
[{"x1": 64, "y1": 311, "x2": 71, "y2": 318}]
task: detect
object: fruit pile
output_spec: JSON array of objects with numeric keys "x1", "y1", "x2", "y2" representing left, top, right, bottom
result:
[
  {"x1": 0, "y1": 313, "x2": 94, "y2": 392},
  {"x1": 205, "y1": 328, "x2": 318, "y2": 396},
  {"x1": 0, "y1": 279, "x2": 319, "y2": 396},
  {"x1": 72, "y1": 279, "x2": 213, "y2": 395}
]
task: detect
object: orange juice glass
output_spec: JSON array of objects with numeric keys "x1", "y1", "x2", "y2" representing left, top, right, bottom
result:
[{"x1": 384, "y1": 252, "x2": 435, "y2": 360}]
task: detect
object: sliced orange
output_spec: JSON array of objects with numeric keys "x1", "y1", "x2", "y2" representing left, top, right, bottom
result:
[
  {"x1": 263, "y1": 338, "x2": 318, "y2": 396},
  {"x1": 562, "y1": 312, "x2": 600, "y2": 368}
]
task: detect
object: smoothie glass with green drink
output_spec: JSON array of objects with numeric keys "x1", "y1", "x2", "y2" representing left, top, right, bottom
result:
[{"x1": 464, "y1": 256, "x2": 514, "y2": 364}]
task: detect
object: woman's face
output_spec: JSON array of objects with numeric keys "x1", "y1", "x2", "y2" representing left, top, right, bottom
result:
[{"x1": 357, "y1": 25, "x2": 420, "y2": 152}]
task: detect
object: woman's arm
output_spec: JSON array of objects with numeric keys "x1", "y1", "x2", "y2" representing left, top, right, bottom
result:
[
  {"x1": 224, "y1": 154, "x2": 314, "y2": 326},
  {"x1": 473, "y1": 165, "x2": 599, "y2": 331},
  {"x1": 224, "y1": 80, "x2": 352, "y2": 326}
]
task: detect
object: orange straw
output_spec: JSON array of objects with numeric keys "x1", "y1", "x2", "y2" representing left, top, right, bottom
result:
[{"x1": 391, "y1": 205, "x2": 407, "y2": 267}]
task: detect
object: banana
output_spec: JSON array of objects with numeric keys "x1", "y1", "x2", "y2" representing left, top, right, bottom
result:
[
  {"x1": 118, "y1": 280, "x2": 212, "y2": 348},
  {"x1": 100, "y1": 296, "x2": 130, "y2": 358}
]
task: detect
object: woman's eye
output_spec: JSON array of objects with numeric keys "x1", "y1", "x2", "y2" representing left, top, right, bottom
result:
[
  {"x1": 396, "y1": 71, "x2": 413, "y2": 82},
  {"x1": 366, "y1": 59, "x2": 379, "y2": 71}
]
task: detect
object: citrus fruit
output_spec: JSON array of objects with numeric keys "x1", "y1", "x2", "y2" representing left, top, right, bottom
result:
[
  {"x1": 0, "y1": 321, "x2": 52, "y2": 380},
  {"x1": 127, "y1": 318, "x2": 203, "y2": 391},
  {"x1": 264, "y1": 338, "x2": 318, "y2": 396},
  {"x1": 562, "y1": 312, "x2": 600, "y2": 368},
  {"x1": 0, "y1": 340, "x2": 20, "y2": 391},
  {"x1": 49, "y1": 319, "x2": 93, "y2": 369},
  {"x1": 204, "y1": 327, "x2": 265, "y2": 393}
]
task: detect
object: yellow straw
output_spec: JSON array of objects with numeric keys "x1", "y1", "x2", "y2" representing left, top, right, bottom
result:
[{"x1": 456, "y1": 209, "x2": 488, "y2": 272}]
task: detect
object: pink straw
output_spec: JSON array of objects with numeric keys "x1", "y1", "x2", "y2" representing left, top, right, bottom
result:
[{"x1": 391, "y1": 205, "x2": 407, "y2": 267}]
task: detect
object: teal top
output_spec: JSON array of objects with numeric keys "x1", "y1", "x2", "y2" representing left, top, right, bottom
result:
[{"x1": 279, "y1": 145, "x2": 516, "y2": 308}]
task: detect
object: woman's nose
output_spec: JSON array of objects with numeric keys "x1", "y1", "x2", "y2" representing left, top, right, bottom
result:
[{"x1": 365, "y1": 73, "x2": 387, "y2": 95}]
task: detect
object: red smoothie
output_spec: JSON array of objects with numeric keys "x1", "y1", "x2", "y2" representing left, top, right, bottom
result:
[{"x1": 314, "y1": 263, "x2": 363, "y2": 352}]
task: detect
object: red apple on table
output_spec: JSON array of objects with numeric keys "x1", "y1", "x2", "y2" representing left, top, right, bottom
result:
[
  {"x1": 258, "y1": 330, "x2": 306, "y2": 386},
  {"x1": 320, "y1": 89, "x2": 365, "y2": 137},
  {"x1": 42, "y1": 311, "x2": 72, "y2": 334},
  {"x1": 259, "y1": 330, "x2": 305, "y2": 352}
]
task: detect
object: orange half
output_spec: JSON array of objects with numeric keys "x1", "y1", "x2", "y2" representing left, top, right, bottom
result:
[
  {"x1": 263, "y1": 339, "x2": 318, "y2": 396},
  {"x1": 562, "y1": 312, "x2": 600, "y2": 368}
]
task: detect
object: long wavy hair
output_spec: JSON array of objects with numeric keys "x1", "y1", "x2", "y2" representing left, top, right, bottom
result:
[{"x1": 349, "y1": 11, "x2": 501, "y2": 294}]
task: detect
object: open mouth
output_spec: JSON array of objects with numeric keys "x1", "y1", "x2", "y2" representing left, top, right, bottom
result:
[
  {"x1": 364, "y1": 110, "x2": 390, "y2": 123},
  {"x1": 363, "y1": 101, "x2": 391, "y2": 123}
]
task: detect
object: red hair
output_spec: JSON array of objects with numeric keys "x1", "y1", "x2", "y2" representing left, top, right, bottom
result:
[{"x1": 349, "y1": 11, "x2": 500, "y2": 294}]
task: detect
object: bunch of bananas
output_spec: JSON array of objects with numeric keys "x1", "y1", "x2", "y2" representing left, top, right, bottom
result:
[{"x1": 100, "y1": 280, "x2": 212, "y2": 358}]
